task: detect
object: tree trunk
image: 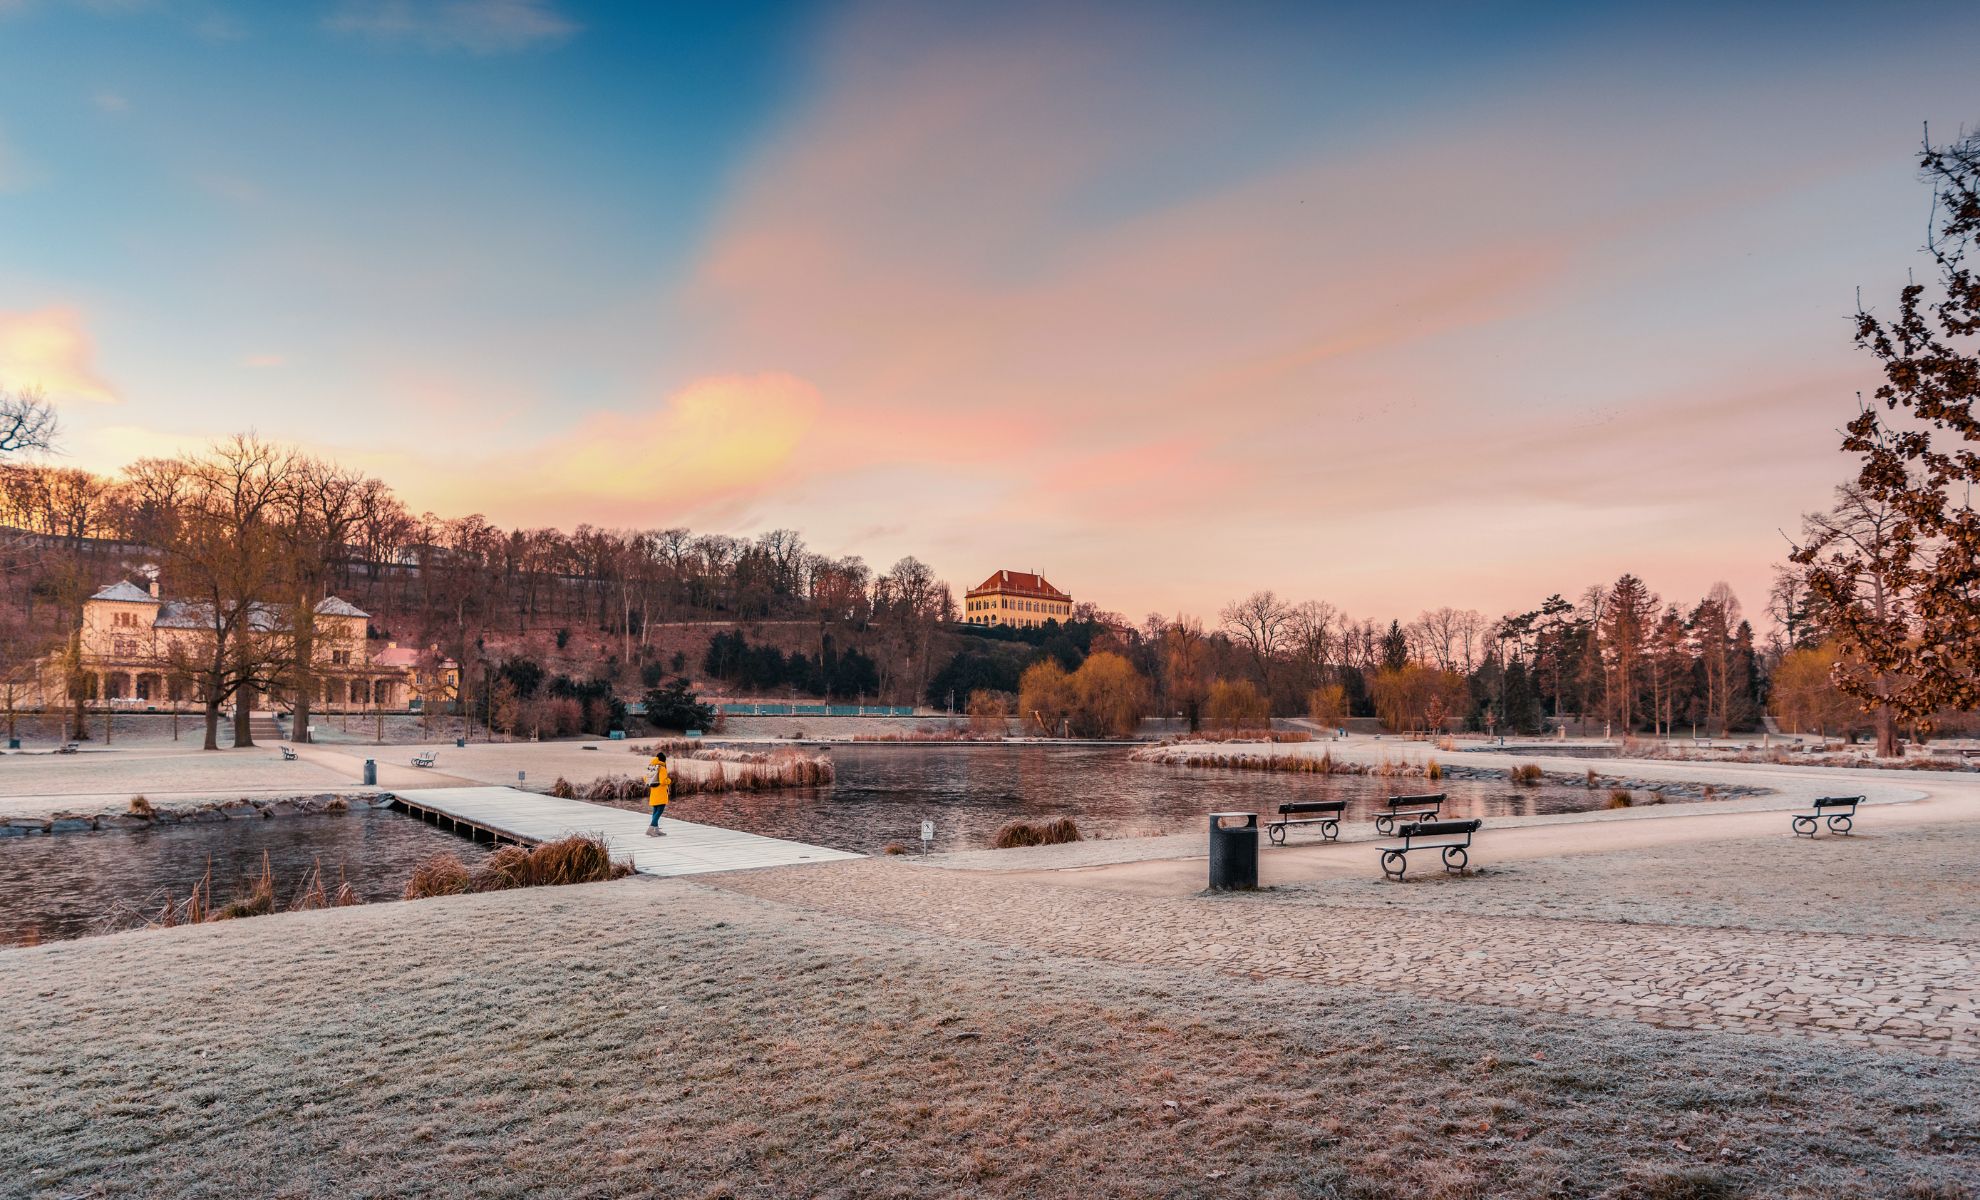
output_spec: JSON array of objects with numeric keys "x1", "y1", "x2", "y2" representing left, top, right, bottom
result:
[
  {"x1": 202, "y1": 694, "x2": 223, "y2": 751},
  {"x1": 1875, "y1": 701, "x2": 1898, "y2": 758},
  {"x1": 233, "y1": 687, "x2": 254, "y2": 748},
  {"x1": 292, "y1": 596, "x2": 314, "y2": 743}
]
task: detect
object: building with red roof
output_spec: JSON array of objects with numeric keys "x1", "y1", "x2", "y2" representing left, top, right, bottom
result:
[{"x1": 963, "y1": 569, "x2": 1072, "y2": 629}]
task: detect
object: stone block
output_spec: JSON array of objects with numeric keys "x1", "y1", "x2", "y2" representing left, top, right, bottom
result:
[{"x1": 49, "y1": 818, "x2": 94, "y2": 833}]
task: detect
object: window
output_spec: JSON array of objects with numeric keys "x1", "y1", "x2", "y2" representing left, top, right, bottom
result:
[
  {"x1": 113, "y1": 611, "x2": 138, "y2": 629},
  {"x1": 330, "y1": 650, "x2": 352, "y2": 666},
  {"x1": 112, "y1": 636, "x2": 137, "y2": 657}
]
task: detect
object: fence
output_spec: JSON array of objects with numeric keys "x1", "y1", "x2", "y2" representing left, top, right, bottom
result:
[{"x1": 715, "y1": 703, "x2": 917, "y2": 718}]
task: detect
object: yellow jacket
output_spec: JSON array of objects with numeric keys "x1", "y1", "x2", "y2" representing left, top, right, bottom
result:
[{"x1": 648, "y1": 761, "x2": 671, "y2": 806}]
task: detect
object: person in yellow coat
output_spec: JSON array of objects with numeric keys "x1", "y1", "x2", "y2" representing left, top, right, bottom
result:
[{"x1": 645, "y1": 752, "x2": 671, "y2": 837}]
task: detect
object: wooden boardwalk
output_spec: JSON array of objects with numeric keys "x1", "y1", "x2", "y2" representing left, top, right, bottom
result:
[{"x1": 391, "y1": 786, "x2": 860, "y2": 878}]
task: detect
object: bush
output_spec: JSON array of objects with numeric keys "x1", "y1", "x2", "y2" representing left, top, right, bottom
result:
[
  {"x1": 990, "y1": 817, "x2": 1082, "y2": 849},
  {"x1": 404, "y1": 834, "x2": 631, "y2": 901},
  {"x1": 1510, "y1": 764, "x2": 1543, "y2": 786},
  {"x1": 127, "y1": 795, "x2": 154, "y2": 817},
  {"x1": 1607, "y1": 789, "x2": 1634, "y2": 809},
  {"x1": 549, "y1": 776, "x2": 576, "y2": 799},
  {"x1": 403, "y1": 853, "x2": 473, "y2": 900}
]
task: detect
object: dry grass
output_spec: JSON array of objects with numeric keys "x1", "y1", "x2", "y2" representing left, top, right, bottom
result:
[
  {"x1": 990, "y1": 817, "x2": 1082, "y2": 849},
  {"x1": 548, "y1": 776, "x2": 578, "y2": 799},
  {"x1": 881, "y1": 841, "x2": 909, "y2": 856},
  {"x1": 126, "y1": 794, "x2": 154, "y2": 818},
  {"x1": 403, "y1": 834, "x2": 632, "y2": 900},
  {"x1": 1131, "y1": 745, "x2": 1439, "y2": 779},
  {"x1": 1511, "y1": 764, "x2": 1544, "y2": 786},
  {"x1": 2, "y1": 878, "x2": 1973, "y2": 1199},
  {"x1": 1607, "y1": 790, "x2": 1635, "y2": 809}
]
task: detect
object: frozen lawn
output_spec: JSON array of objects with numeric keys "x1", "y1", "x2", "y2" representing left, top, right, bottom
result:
[{"x1": 3, "y1": 875, "x2": 1975, "y2": 1199}]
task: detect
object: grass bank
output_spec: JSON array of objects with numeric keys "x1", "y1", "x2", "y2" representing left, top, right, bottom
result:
[{"x1": 2, "y1": 874, "x2": 1973, "y2": 1198}]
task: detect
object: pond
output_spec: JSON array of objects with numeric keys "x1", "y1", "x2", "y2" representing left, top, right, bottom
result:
[
  {"x1": 0, "y1": 744, "x2": 1661, "y2": 947},
  {"x1": 0, "y1": 807, "x2": 492, "y2": 947},
  {"x1": 661, "y1": 743, "x2": 1627, "y2": 854}
]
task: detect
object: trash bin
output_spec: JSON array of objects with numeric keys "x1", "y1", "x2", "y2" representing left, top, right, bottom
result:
[
  {"x1": 1207, "y1": 812, "x2": 1259, "y2": 891},
  {"x1": 6, "y1": 737, "x2": 18, "y2": 750},
  {"x1": 362, "y1": 758, "x2": 377, "y2": 786},
  {"x1": 455, "y1": 737, "x2": 465, "y2": 748}
]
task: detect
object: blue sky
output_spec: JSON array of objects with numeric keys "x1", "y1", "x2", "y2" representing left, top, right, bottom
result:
[{"x1": 2, "y1": 0, "x2": 1978, "y2": 623}]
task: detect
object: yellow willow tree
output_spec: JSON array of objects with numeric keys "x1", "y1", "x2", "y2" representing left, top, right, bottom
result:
[
  {"x1": 1203, "y1": 678, "x2": 1269, "y2": 732},
  {"x1": 1017, "y1": 659, "x2": 1075, "y2": 736},
  {"x1": 1069, "y1": 651, "x2": 1150, "y2": 738}
]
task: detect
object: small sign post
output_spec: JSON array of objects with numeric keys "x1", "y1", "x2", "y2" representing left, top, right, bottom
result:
[{"x1": 920, "y1": 820, "x2": 934, "y2": 854}]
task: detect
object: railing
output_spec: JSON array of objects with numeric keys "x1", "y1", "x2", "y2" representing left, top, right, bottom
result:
[{"x1": 716, "y1": 703, "x2": 917, "y2": 717}]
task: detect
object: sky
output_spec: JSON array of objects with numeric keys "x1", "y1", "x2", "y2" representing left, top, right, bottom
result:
[{"x1": 2, "y1": 0, "x2": 1977, "y2": 628}]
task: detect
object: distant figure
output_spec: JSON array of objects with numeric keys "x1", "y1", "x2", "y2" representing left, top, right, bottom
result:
[{"x1": 645, "y1": 752, "x2": 671, "y2": 837}]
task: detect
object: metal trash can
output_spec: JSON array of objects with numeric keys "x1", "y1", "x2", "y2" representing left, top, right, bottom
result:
[
  {"x1": 1207, "y1": 811, "x2": 1259, "y2": 891},
  {"x1": 6, "y1": 737, "x2": 18, "y2": 750},
  {"x1": 455, "y1": 737, "x2": 466, "y2": 748},
  {"x1": 362, "y1": 758, "x2": 377, "y2": 786}
]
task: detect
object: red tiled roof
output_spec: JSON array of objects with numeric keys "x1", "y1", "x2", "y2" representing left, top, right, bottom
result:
[{"x1": 966, "y1": 570, "x2": 1069, "y2": 601}]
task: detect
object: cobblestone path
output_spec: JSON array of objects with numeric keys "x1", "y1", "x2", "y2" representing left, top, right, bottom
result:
[{"x1": 710, "y1": 860, "x2": 1980, "y2": 1061}]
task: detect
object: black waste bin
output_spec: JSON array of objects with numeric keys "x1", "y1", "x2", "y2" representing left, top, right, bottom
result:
[
  {"x1": 362, "y1": 758, "x2": 377, "y2": 786},
  {"x1": 455, "y1": 737, "x2": 466, "y2": 748},
  {"x1": 1207, "y1": 811, "x2": 1259, "y2": 891}
]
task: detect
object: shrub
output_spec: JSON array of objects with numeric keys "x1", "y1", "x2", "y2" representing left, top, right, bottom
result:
[
  {"x1": 881, "y1": 841, "x2": 909, "y2": 856},
  {"x1": 1607, "y1": 789, "x2": 1634, "y2": 809},
  {"x1": 1425, "y1": 758, "x2": 1443, "y2": 781},
  {"x1": 990, "y1": 817, "x2": 1082, "y2": 849},
  {"x1": 1586, "y1": 767, "x2": 1600, "y2": 788},
  {"x1": 408, "y1": 834, "x2": 632, "y2": 898},
  {"x1": 403, "y1": 854, "x2": 473, "y2": 900},
  {"x1": 549, "y1": 776, "x2": 577, "y2": 799},
  {"x1": 1510, "y1": 764, "x2": 1543, "y2": 786},
  {"x1": 127, "y1": 794, "x2": 154, "y2": 818}
]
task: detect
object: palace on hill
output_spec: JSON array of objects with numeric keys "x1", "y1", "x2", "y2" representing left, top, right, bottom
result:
[
  {"x1": 963, "y1": 570, "x2": 1072, "y2": 629},
  {"x1": 22, "y1": 578, "x2": 459, "y2": 714}
]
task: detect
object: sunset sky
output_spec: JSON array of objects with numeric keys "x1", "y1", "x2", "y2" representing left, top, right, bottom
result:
[{"x1": 3, "y1": 0, "x2": 1977, "y2": 625}]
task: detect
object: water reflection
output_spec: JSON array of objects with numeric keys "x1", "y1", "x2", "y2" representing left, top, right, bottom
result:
[
  {"x1": 665, "y1": 744, "x2": 1615, "y2": 853},
  {"x1": 0, "y1": 808, "x2": 492, "y2": 946}
]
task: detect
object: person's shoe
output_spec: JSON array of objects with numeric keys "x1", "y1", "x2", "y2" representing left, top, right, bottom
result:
[
  {"x1": 645, "y1": 827, "x2": 661, "y2": 837},
  {"x1": 653, "y1": 828, "x2": 667, "y2": 836}
]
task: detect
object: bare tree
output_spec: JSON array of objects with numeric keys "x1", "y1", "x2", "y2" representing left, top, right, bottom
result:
[
  {"x1": 1219, "y1": 590, "x2": 1292, "y2": 702},
  {"x1": 0, "y1": 386, "x2": 58, "y2": 456}
]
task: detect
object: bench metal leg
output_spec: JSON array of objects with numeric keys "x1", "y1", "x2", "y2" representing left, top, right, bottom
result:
[
  {"x1": 1321, "y1": 819, "x2": 1339, "y2": 842},
  {"x1": 1381, "y1": 849, "x2": 1408, "y2": 880},
  {"x1": 1375, "y1": 815, "x2": 1394, "y2": 836},
  {"x1": 1827, "y1": 814, "x2": 1853, "y2": 835},
  {"x1": 1792, "y1": 815, "x2": 1817, "y2": 838},
  {"x1": 1441, "y1": 845, "x2": 1468, "y2": 873},
  {"x1": 1267, "y1": 823, "x2": 1286, "y2": 846}
]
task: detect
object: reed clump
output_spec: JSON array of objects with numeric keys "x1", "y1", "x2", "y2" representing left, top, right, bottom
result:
[
  {"x1": 1510, "y1": 764, "x2": 1544, "y2": 786},
  {"x1": 211, "y1": 853, "x2": 278, "y2": 921},
  {"x1": 127, "y1": 795, "x2": 154, "y2": 818},
  {"x1": 880, "y1": 841, "x2": 909, "y2": 856},
  {"x1": 990, "y1": 817, "x2": 1082, "y2": 849},
  {"x1": 1607, "y1": 790, "x2": 1634, "y2": 809},
  {"x1": 549, "y1": 776, "x2": 577, "y2": 799},
  {"x1": 1426, "y1": 758, "x2": 1443, "y2": 781},
  {"x1": 403, "y1": 834, "x2": 632, "y2": 900}
]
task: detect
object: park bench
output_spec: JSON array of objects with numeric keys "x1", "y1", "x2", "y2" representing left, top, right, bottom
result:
[
  {"x1": 1266, "y1": 799, "x2": 1346, "y2": 845},
  {"x1": 1959, "y1": 749, "x2": 1980, "y2": 768},
  {"x1": 1379, "y1": 819, "x2": 1482, "y2": 880},
  {"x1": 280, "y1": 746, "x2": 297, "y2": 761},
  {"x1": 1792, "y1": 795, "x2": 1863, "y2": 838},
  {"x1": 1372, "y1": 792, "x2": 1445, "y2": 835},
  {"x1": 58, "y1": 742, "x2": 79, "y2": 754},
  {"x1": 411, "y1": 751, "x2": 437, "y2": 768}
]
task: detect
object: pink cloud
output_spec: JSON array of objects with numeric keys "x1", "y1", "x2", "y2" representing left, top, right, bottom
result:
[{"x1": 0, "y1": 306, "x2": 117, "y2": 403}]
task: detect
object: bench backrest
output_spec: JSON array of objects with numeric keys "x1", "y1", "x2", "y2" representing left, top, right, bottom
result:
[
  {"x1": 1385, "y1": 793, "x2": 1445, "y2": 811},
  {"x1": 1278, "y1": 800, "x2": 1347, "y2": 816},
  {"x1": 1400, "y1": 819, "x2": 1480, "y2": 838},
  {"x1": 1812, "y1": 795, "x2": 1862, "y2": 809}
]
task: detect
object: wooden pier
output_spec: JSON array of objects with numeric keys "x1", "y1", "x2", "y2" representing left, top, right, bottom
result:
[{"x1": 391, "y1": 786, "x2": 860, "y2": 878}]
